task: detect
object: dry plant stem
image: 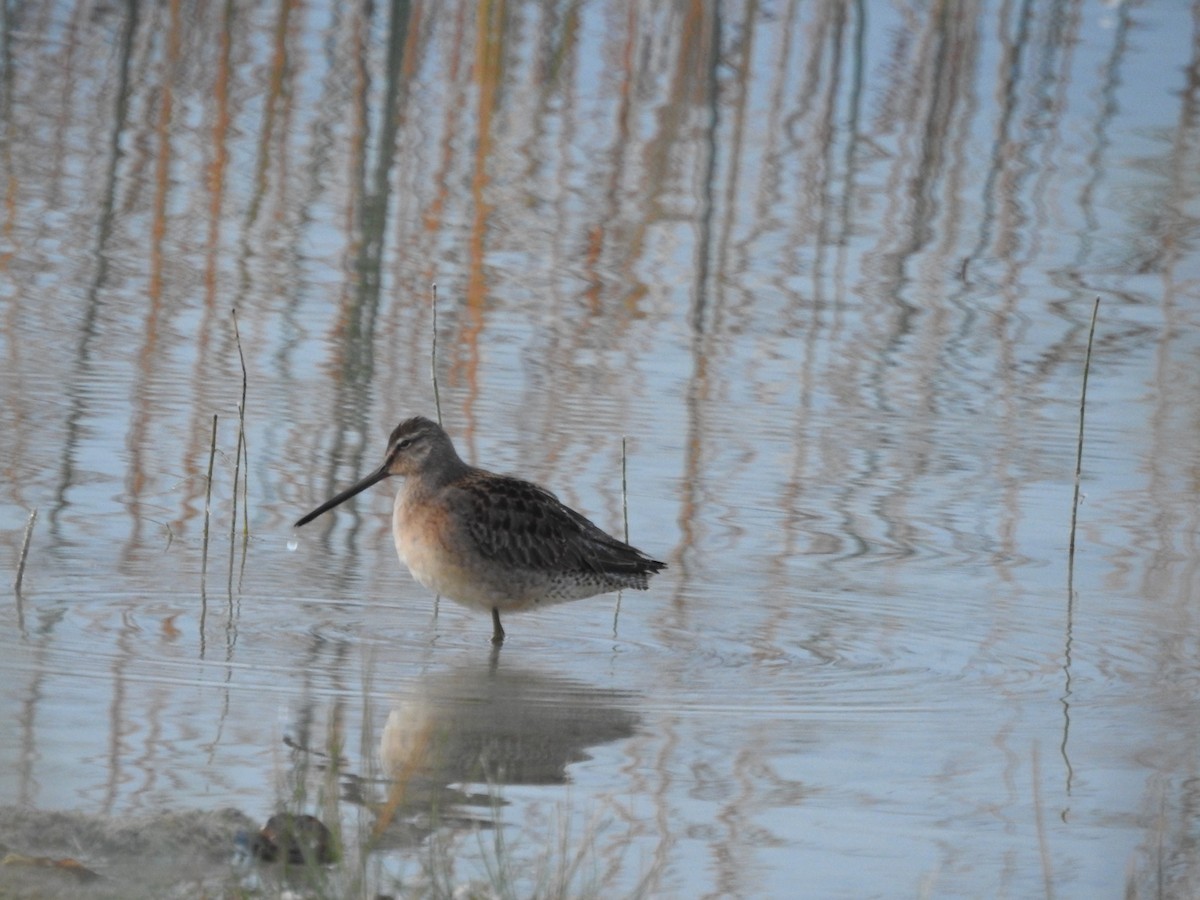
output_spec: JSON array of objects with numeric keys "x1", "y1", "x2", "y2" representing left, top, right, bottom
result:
[
  {"x1": 15, "y1": 507, "x2": 38, "y2": 596},
  {"x1": 613, "y1": 437, "x2": 629, "y2": 636},
  {"x1": 230, "y1": 421, "x2": 243, "y2": 551},
  {"x1": 1068, "y1": 297, "x2": 1100, "y2": 562},
  {"x1": 229, "y1": 411, "x2": 245, "y2": 588},
  {"x1": 229, "y1": 310, "x2": 251, "y2": 593},
  {"x1": 1032, "y1": 744, "x2": 1055, "y2": 900},
  {"x1": 431, "y1": 283, "x2": 443, "y2": 619},
  {"x1": 1060, "y1": 300, "x2": 1098, "y2": 802},
  {"x1": 621, "y1": 436, "x2": 630, "y2": 542},
  {"x1": 431, "y1": 282, "x2": 442, "y2": 426},
  {"x1": 232, "y1": 308, "x2": 249, "y2": 536},
  {"x1": 202, "y1": 413, "x2": 218, "y2": 582}
]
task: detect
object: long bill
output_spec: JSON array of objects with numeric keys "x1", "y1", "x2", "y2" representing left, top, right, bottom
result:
[{"x1": 294, "y1": 464, "x2": 391, "y2": 527}]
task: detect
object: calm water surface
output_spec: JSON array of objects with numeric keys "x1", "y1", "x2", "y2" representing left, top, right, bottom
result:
[{"x1": 1, "y1": 2, "x2": 1199, "y2": 897}]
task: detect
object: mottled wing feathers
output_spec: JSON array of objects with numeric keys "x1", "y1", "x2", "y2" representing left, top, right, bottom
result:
[{"x1": 456, "y1": 472, "x2": 665, "y2": 584}]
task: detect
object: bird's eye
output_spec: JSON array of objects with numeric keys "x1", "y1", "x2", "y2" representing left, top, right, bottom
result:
[{"x1": 397, "y1": 438, "x2": 413, "y2": 451}]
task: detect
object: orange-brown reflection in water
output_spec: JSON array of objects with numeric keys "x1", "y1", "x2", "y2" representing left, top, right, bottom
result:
[{"x1": 0, "y1": 2, "x2": 1198, "y2": 897}]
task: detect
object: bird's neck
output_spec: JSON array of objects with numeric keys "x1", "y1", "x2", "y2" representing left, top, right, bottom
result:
[{"x1": 413, "y1": 449, "x2": 473, "y2": 493}]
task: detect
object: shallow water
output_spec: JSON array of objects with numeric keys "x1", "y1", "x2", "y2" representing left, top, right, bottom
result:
[{"x1": 2, "y1": 2, "x2": 1199, "y2": 897}]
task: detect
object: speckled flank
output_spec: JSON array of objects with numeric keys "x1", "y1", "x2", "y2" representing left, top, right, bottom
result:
[{"x1": 297, "y1": 416, "x2": 666, "y2": 643}]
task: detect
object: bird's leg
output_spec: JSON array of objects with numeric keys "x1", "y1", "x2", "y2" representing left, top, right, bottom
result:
[{"x1": 491, "y1": 607, "x2": 505, "y2": 645}]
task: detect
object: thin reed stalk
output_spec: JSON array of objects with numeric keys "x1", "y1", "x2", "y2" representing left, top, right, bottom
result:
[
  {"x1": 431, "y1": 282, "x2": 442, "y2": 426},
  {"x1": 1061, "y1": 299, "x2": 1098, "y2": 799},
  {"x1": 232, "y1": 308, "x2": 250, "y2": 537},
  {"x1": 1032, "y1": 743, "x2": 1055, "y2": 899},
  {"x1": 613, "y1": 437, "x2": 629, "y2": 636},
  {"x1": 1068, "y1": 298, "x2": 1100, "y2": 566},
  {"x1": 14, "y1": 511, "x2": 37, "y2": 602},
  {"x1": 431, "y1": 282, "x2": 443, "y2": 621},
  {"x1": 621, "y1": 436, "x2": 630, "y2": 543},
  {"x1": 230, "y1": 311, "x2": 250, "y2": 592},
  {"x1": 202, "y1": 413, "x2": 218, "y2": 583}
]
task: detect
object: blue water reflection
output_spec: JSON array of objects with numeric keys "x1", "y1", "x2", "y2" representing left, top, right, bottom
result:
[{"x1": 1, "y1": 1, "x2": 1199, "y2": 896}]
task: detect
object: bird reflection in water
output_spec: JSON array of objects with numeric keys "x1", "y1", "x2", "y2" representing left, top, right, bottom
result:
[{"x1": 371, "y1": 662, "x2": 640, "y2": 839}]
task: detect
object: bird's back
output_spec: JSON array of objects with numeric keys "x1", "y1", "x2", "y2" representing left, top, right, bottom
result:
[{"x1": 396, "y1": 466, "x2": 665, "y2": 612}]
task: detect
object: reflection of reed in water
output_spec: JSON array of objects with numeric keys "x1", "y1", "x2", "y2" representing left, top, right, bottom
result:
[{"x1": 374, "y1": 663, "x2": 639, "y2": 838}]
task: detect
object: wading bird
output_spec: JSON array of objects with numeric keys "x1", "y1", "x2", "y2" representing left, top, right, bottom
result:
[{"x1": 295, "y1": 417, "x2": 665, "y2": 644}]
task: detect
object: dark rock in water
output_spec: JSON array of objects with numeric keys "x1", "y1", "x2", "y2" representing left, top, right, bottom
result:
[{"x1": 249, "y1": 813, "x2": 336, "y2": 865}]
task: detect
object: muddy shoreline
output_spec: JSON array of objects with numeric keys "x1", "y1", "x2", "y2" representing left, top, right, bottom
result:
[{"x1": 0, "y1": 806, "x2": 256, "y2": 899}]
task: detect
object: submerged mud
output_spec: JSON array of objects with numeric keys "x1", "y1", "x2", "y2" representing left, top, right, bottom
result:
[{"x1": 0, "y1": 806, "x2": 255, "y2": 899}]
